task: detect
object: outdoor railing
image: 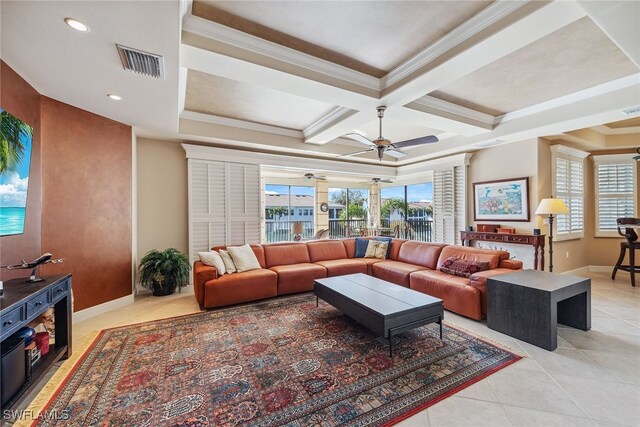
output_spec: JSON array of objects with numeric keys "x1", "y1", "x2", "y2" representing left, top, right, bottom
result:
[
  {"x1": 265, "y1": 220, "x2": 315, "y2": 243},
  {"x1": 328, "y1": 219, "x2": 368, "y2": 238},
  {"x1": 381, "y1": 219, "x2": 433, "y2": 242}
]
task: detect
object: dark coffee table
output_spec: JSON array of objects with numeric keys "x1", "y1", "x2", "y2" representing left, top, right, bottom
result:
[
  {"x1": 487, "y1": 269, "x2": 591, "y2": 350},
  {"x1": 314, "y1": 273, "x2": 443, "y2": 356}
]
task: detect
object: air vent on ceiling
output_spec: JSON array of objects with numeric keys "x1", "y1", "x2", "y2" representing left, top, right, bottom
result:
[
  {"x1": 116, "y1": 44, "x2": 164, "y2": 79},
  {"x1": 622, "y1": 106, "x2": 640, "y2": 116}
]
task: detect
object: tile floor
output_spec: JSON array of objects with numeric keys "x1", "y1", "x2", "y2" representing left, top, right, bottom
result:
[{"x1": 37, "y1": 272, "x2": 640, "y2": 426}]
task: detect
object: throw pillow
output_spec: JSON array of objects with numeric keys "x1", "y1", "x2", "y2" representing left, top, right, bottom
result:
[
  {"x1": 227, "y1": 244, "x2": 262, "y2": 272},
  {"x1": 364, "y1": 240, "x2": 389, "y2": 259},
  {"x1": 219, "y1": 249, "x2": 237, "y2": 274},
  {"x1": 354, "y1": 237, "x2": 370, "y2": 258},
  {"x1": 439, "y1": 256, "x2": 490, "y2": 278},
  {"x1": 373, "y1": 236, "x2": 392, "y2": 258},
  {"x1": 198, "y1": 251, "x2": 226, "y2": 275}
]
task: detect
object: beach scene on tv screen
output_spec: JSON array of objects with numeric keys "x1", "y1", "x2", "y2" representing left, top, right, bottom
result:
[{"x1": 0, "y1": 108, "x2": 33, "y2": 236}]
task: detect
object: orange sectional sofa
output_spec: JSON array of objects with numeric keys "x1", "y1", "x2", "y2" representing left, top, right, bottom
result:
[{"x1": 193, "y1": 238, "x2": 522, "y2": 320}]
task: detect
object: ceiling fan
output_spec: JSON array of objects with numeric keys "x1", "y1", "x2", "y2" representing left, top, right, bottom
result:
[
  {"x1": 341, "y1": 106, "x2": 439, "y2": 161},
  {"x1": 302, "y1": 172, "x2": 326, "y2": 181},
  {"x1": 370, "y1": 177, "x2": 393, "y2": 184}
]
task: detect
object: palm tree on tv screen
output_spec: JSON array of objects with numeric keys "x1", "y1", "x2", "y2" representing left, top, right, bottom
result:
[{"x1": 0, "y1": 110, "x2": 31, "y2": 175}]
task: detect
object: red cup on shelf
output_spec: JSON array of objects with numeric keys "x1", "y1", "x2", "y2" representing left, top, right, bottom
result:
[{"x1": 35, "y1": 332, "x2": 50, "y2": 356}]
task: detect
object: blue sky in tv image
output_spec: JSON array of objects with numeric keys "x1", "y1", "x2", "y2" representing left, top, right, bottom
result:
[{"x1": 0, "y1": 108, "x2": 33, "y2": 236}]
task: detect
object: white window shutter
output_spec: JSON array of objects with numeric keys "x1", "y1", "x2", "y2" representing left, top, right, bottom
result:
[
  {"x1": 596, "y1": 162, "x2": 635, "y2": 234},
  {"x1": 433, "y1": 168, "x2": 455, "y2": 244},
  {"x1": 454, "y1": 165, "x2": 467, "y2": 245}
]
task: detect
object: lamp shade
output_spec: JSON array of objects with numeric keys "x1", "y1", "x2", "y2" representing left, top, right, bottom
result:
[
  {"x1": 292, "y1": 222, "x2": 304, "y2": 235},
  {"x1": 535, "y1": 198, "x2": 569, "y2": 215}
]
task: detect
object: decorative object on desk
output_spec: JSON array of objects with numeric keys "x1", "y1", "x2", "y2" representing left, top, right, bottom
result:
[
  {"x1": 138, "y1": 248, "x2": 191, "y2": 296},
  {"x1": 467, "y1": 225, "x2": 473, "y2": 231},
  {"x1": 0, "y1": 253, "x2": 65, "y2": 282},
  {"x1": 535, "y1": 197, "x2": 569, "y2": 273},
  {"x1": 319, "y1": 202, "x2": 329, "y2": 213},
  {"x1": 15, "y1": 327, "x2": 36, "y2": 346},
  {"x1": 496, "y1": 227, "x2": 516, "y2": 234},
  {"x1": 473, "y1": 177, "x2": 530, "y2": 221},
  {"x1": 292, "y1": 221, "x2": 304, "y2": 241},
  {"x1": 35, "y1": 332, "x2": 49, "y2": 356},
  {"x1": 39, "y1": 308, "x2": 56, "y2": 340},
  {"x1": 477, "y1": 223, "x2": 500, "y2": 232},
  {"x1": 533, "y1": 228, "x2": 541, "y2": 235}
]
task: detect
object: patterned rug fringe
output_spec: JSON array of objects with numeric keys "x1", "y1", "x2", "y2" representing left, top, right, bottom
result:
[{"x1": 13, "y1": 331, "x2": 102, "y2": 427}]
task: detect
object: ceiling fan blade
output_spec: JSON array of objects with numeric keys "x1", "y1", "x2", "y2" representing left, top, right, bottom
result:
[
  {"x1": 379, "y1": 179, "x2": 394, "y2": 183},
  {"x1": 385, "y1": 149, "x2": 407, "y2": 159},
  {"x1": 392, "y1": 135, "x2": 439, "y2": 148},
  {"x1": 339, "y1": 149, "x2": 374, "y2": 158},
  {"x1": 343, "y1": 133, "x2": 376, "y2": 147},
  {"x1": 314, "y1": 175, "x2": 327, "y2": 180}
]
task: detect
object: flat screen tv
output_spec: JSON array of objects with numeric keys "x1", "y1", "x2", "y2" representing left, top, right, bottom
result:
[{"x1": 0, "y1": 108, "x2": 33, "y2": 236}]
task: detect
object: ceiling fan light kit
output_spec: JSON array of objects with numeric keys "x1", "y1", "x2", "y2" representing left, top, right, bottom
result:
[{"x1": 341, "y1": 106, "x2": 439, "y2": 161}]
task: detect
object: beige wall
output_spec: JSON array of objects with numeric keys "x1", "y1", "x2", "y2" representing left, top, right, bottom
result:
[{"x1": 137, "y1": 138, "x2": 188, "y2": 263}]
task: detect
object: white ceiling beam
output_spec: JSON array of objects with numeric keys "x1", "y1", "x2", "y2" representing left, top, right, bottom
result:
[
  {"x1": 380, "y1": 1, "x2": 587, "y2": 107},
  {"x1": 576, "y1": 0, "x2": 640, "y2": 69},
  {"x1": 395, "y1": 82, "x2": 640, "y2": 164}
]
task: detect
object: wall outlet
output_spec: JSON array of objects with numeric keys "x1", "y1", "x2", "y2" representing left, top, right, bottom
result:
[{"x1": 566, "y1": 251, "x2": 570, "y2": 258}]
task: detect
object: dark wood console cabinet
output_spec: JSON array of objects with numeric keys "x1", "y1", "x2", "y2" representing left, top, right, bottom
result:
[
  {"x1": 0, "y1": 274, "x2": 72, "y2": 412},
  {"x1": 460, "y1": 231, "x2": 546, "y2": 270}
]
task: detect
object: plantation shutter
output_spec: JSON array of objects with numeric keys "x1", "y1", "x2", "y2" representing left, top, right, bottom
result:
[
  {"x1": 555, "y1": 155, "x2": 584, "y2": 236},
  {"x1": 595, "y1": 158, "x2": 636, "y2": 236},
  {"x1": 433, "y1": 168, "x2": 455, "y2": 244},
  {"x1": 454, "y1": 165, "x2": 467, "y2": 245},
  {"x1": 188, "y1": 160, "x2": 260, "y2": 263}
]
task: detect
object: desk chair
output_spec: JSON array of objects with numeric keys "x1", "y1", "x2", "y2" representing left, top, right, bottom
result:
[{"x1": 612, "y1": 217, "x2": 640, "y2": 287}]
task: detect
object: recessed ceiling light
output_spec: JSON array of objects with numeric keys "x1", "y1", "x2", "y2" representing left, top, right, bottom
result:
[
  {"x1": 64, "y1": 18, "x2": 90, "y2": 32},
  {"x1": 107, "y1": 94, "x2": 122, "y2": 101}
]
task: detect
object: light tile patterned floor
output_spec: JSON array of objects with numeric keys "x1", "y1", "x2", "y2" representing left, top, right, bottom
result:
[{"x1": 58, "y1": 272, "x2": 640, "y2": 426}]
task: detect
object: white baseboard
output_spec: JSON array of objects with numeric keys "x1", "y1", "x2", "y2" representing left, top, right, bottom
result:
[
  {"x1": 562, "y1": 265, "x2": 612, "y2": 276},
  {"x1": 73, "y1": 294, "x2": 135, "y2": 323}
]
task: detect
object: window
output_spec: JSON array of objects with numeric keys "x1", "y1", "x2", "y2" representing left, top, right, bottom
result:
[
  {"x1": 594, "y1": 154, "x2": 637, "y2": 237},
  {"x1": 380, "y1": 183, "x2": 433, "y2": 241},
  {"x1": 328, "y1": 188, "x2": 369, "y2": 237},
  {"x1": 551, "y1": 146, "x2": 588, "y2": 240},
  {"x1": 264, "y1": 184, "x2": 314, "y2": 242}
]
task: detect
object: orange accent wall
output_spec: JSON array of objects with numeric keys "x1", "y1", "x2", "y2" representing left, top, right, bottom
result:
[
  {"x1": 0, "y1": 61, "x2": 42, "y2": 280},
  {"x1": 39, "y1": 97, "x2": 132, "y2": 311}
]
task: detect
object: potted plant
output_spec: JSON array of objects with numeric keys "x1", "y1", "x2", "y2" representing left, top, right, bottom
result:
[{"x1": 139, "y1": 248, "x2": 191, "y2": 296}]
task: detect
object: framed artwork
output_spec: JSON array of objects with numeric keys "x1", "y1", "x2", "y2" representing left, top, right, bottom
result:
[{"x1": 473, "y1": 177, "x2": 530, "y2": 222}]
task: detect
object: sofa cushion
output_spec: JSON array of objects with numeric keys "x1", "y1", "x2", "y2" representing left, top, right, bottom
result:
[
  {"x1": 371, "y1": 260, "x2": 428, "y2": 287},
  {"x1": 264, "y1": 243, "x2": 310, "y2": 268},
  {"x1": 307, "y1": 240, "x2": 348, "y2": 262},
  {"x1": 219, "y1": 250, "x2": 237, "y2": 273},
  {"x1": 354, "y1": 237, "x2": 369, "y2": 258},
  {"x1": 315, "y1": 259, "x2": 367, "y2": 276},
  {"x1": 439, "y1": 256, "x2": 490, "y2": 278},
  {"x1": 397, "y1": 241, "x2": 447, "y2": 269},
  {"x1": 269, "y1": 263, "x2": 327, "y2": 295},
  {"x1": 410, "y1": 270, "x2": 481, "y2": 320},
  {"x1": 387, "y1": 239, "x2": 407, "y2": 261},
  {"x1": 365, "y1": 240, "x2": 389, "y2": 259},
  {"x1": 227, "y1": 244, "x2": 262, "y2": 272},
  {"x1": 360, "y1": 257, "x2": 385, "y2": 275},
  {"x1": 436, "y1": 246, "x2": 507, "y2": 270},
  {"x1": 198, "y1": 251, "x2": 226, "y2": 275},
  {"x1": 213, "y1": 244, "x2": 266, "y2": 268},
  {"x1": 203, "y1": 268, "x2": 277, "y2": 308}
]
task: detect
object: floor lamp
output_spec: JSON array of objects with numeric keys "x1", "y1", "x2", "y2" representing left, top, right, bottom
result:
[{"x1": 535, "y1": 198, "x2": 569, "y2": 273}]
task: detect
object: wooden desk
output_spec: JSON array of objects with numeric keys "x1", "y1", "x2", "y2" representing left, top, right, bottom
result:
[
  {"x1": 0, "y1": 274, "x2": 72, "y2": 411},
  {"x1": 460, "y1": 231, "x2": 546, "y2": 270}
]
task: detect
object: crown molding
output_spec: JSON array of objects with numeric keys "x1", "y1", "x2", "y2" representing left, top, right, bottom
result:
[
  {"x1": 381, "y1": 0, "x2": 527, "y2": 89},
  {"x1": 592, "y1": 153, "x2": 636, "y2": 164},
  {"x1": 411, "y1": 96, "x2": 495, "y2": 126},
  {"x1": 550, "y1": 144, "x2": 590, "y2": 159},
  {"x1": 182, "y1": 14, "x2": 380, "y2": 92},
  {"x1": 180, "y1": 110, "x2": 303, "y2": 138},
  {"x1": 591, "y1": 124, "x2": 640, "y2": 135},
  {"x1": 497, "y1": 73, "x2": 640, "y2": 124},
  {"x1": 303, "y1": 107, "x2": 358, "y2": 140}
]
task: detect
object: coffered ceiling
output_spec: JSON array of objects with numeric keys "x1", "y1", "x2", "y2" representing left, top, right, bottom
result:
[{"x1": 1, "y1": 0, "x2": 638, "y2": 167}]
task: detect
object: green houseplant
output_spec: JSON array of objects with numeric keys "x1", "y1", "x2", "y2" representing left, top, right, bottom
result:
[{"x1": 139, "y1": 248, "x2": 191, "y2": 296}]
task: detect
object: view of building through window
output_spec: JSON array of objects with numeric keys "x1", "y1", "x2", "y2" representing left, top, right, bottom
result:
[
  {"x1": 265, "y1": 184, "x2": 315, "y2": 242},
  {"x1": 380, "y1": 183, "x2": 433, "y2": 241}
]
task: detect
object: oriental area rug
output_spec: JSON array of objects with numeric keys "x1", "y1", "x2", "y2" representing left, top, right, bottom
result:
[{"x1": 28, "y1": 294, "x2": 520, "y2": 427}]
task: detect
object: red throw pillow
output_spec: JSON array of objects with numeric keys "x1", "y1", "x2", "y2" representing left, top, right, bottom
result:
[{"x1": 440, "y1": 256, "x2": 490, "y2": 278}]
